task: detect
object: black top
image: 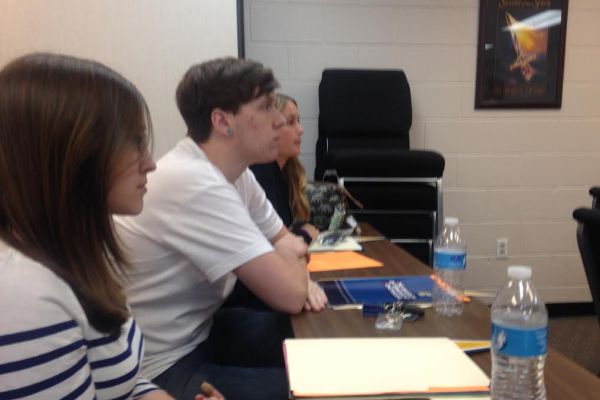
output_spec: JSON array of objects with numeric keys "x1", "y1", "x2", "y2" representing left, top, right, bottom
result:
[{"x1": 250, "y1": 161, "x2": 293, "y2": 226}]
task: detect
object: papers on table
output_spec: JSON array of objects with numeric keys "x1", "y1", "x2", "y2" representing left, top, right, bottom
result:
[
  {"x1": 453, "y1": 339, "x2": 492, "y2": 354},
  {"x1": 284, "y1": 337, "x2": 490, "y2": 399},
  {"x1": 308, "y1": 236, "x2": 363, "y2": 252}
]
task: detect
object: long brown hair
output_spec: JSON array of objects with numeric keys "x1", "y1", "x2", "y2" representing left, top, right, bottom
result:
[
  {"x1": 276, "y1": 94, "x2": 310, "y2": 221},
  {"x1": 0, "y1": 53, "x2": 152, "y2": 334}
]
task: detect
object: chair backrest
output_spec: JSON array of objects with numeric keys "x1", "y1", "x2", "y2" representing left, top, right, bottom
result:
[
  {"x1": 589, "y1": 186, "x2": 600, "y2": 209},
  {"x1": 573, "y1": 207, "x2": 600, "y2": 324},
  {"x1": 316, "y1": 68, "x2": 412, "y2": 178}
]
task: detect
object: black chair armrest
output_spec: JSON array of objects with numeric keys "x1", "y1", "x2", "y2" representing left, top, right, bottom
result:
[
  {"x1": 573, "y1": 208, "x2": 600, "y2": 225},
  {"x1": 589, "y1": 187, "x2": 600, "y2": 209},
  {"x1": 324, "y1": 149, "x2": 445, "y2": 178}
]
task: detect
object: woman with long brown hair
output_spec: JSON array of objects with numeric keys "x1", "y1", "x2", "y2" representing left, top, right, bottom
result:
[{"x1": 0, "y1": 53, "x2": 221, "y2": 399}]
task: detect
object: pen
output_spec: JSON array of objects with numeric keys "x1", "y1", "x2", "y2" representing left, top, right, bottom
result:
[
  {"x1": 329, "y1": 304, "x2": 363, "y2": 310},
  {"x1": 354, "y1": 235, "x2": 387, "y2": 243},
  {"x1": 419, "y1": 289, "x2": 494, "y2": 299},
  {"x1": 200, "y1": 382, "x2": 215, "y2": 395},
  {"x1": 362, "y1": 302, "x2": 426, "y2": 318},
  {"x1": 429, "y1": 274, "x2": 471, "y2": 302},
  {"x1": 392, "y1": 397, "x2": 432, "y2": 400},
  {"x1": 196, "y1": 381, "x2": 220, "y2": 400},
  {"x1": 329, "y1": 302, "x2": 432, "y2": 311}
]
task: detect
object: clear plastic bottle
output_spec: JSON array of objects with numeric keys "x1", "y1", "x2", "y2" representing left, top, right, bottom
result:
[
  {"x1": 491, "y1": 265, "x2": 547, "y2": 400},
  {"x1": 433, "y1": 217, "x2": 466, "y2": 316},
  {"x1": 328, "y1": 203, "x2": 346, "y2": 231}
]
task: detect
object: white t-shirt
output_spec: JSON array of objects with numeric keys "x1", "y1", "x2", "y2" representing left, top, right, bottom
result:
[
  {"x1": 0, "y1": 245, "x2": 158, "y2": 399},
  {"x1": 115, "y1": 137, "x2": 283, "y2": 379}
]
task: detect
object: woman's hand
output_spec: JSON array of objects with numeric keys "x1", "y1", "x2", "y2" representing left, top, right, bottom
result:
[
  {"x1": 304, "y1": 279, "x2": 328, "y2": 312},
  {"x1": 195, "y1": 382, "x2": 225, "y2": 400}
]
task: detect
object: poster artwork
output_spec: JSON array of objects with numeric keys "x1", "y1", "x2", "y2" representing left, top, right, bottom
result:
[{"x1": 475, "y1": 0, "x2": 568, "y2": 108}]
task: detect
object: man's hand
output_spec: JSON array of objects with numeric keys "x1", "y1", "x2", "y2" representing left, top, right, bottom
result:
[
  {"x1": 273, "y1": 232, "x2": 309, "y2": 266},
  {"x1": 275, "y1": 233, "x2": 327, "y2": 312},
  {"x1": 235, "y1": 230, "x2": 309, "y2": 313},
  {"x1": 304, "y1": 279, "x2": 328, "y2": 312}
]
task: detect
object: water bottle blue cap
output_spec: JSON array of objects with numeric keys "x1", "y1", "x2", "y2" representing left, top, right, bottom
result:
[{"x1": 508, "y1": 265, "x2": 532, "y2": 279}]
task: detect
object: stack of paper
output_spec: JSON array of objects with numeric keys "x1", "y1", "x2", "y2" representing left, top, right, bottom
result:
[
  {"x1": 308, "y1": 236, "x2": 363, "y2": 252},
  {"x1": 453, "y1": 340, "x2": 492, "y2": 354},
  {"x1": 284, "y1": 337, "x2": 490, "y2": 399}
]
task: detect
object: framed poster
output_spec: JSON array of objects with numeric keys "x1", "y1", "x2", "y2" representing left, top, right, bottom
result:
[{"x1": 474, "y1": 0, "x2": 569, "y2": 109}]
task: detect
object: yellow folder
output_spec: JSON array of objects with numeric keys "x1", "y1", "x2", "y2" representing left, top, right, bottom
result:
[{"x1": 284, "y1": 337, "x2": 490, "y2": 399}]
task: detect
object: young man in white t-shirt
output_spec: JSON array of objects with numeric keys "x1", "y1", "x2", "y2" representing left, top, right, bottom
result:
[{"x1": 115, "y1": 57, "x2": 327, "y2": 400}]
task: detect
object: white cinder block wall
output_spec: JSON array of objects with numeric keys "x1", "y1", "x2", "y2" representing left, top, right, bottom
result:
[
  {"x1": 0, "y1": 0, "x2": 238, "y2": 159},
  {"x1": 244, "y1": 0, "x2": 600, "y2": 302}
]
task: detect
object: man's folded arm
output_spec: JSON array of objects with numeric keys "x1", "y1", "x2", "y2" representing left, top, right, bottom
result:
[{"x1": 235, "y1": 231, "x2": 309, "y2": 313}]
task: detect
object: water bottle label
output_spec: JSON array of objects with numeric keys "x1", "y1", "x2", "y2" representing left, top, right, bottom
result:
[
  {"x1": 434, "y1": 251, "x2": 466, "y2": 270},
  {"x1": 492, "y1": 323, "x2": 548, "y2": 357}
]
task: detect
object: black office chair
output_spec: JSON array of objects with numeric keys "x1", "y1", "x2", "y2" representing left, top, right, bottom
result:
[
  {"x1": 572, "y1": 207, "x2": 600, "y2": 325},
  {"x1": 315, "y1": 68, "x2": 412, "y2": 179},
  {"x1": 315, "y1": 68, "x2": 444, "y2": 265},
  {"x1": 589, "y1": 187, "x2": 600, "y2": 209}
]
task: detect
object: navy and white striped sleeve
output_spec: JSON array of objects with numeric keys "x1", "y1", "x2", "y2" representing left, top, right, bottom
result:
[
  {"x1": 0, "y1": 298, "x2": 95, "y2": 398},
  {"x1": 87, "y1": 318, "x2": 160, "y2": 399},
  {"x1": 132, "y1": 378, "x2": 161, "y2": 399},
  {"x1": 0, "y1": 252, "x2": 160, "y2": 399}
]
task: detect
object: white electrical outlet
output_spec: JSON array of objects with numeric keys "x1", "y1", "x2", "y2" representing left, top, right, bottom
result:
[{"x1": 496, "y1": 238, "x2": 508, "y2": 259}]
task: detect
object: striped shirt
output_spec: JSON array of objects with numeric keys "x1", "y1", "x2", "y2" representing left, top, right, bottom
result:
[{"x1": 0, "y1": 245, "x2": 159, "y2": 399}]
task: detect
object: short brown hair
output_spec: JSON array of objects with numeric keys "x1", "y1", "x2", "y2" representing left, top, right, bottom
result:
[
  {"x1": 0, "y1": 53, "x2": 152, "y2": 334},
  {"x1": 176, "y1": 57, "x2": 278, "y2": 142}
]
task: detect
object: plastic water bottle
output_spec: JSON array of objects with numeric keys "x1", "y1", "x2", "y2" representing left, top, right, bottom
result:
[
  {"x1": 433, "y1": 217, "x2": 466, "y2": 316},
  {"x1": 328, "y1": 204, "x2": 346, "y2": 231},
  {"x1": 491, "y1": 265, "x2": 547, "y2": 400}
]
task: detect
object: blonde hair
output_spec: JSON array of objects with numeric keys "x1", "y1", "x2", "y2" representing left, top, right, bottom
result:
[{"x1": 276, "y1": 93, "x2": 310, "y2": 221}]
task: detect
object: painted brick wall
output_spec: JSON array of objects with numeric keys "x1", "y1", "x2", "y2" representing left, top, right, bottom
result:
[
  {"x1": 0, "y1": 0, "x2": 238, "y2": 158},
  {"x1": 244, "y1": 0, "x2": 600, "y2": 302}
]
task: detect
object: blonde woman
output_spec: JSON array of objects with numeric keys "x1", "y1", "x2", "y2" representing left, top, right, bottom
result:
[{"x1": 250, "y1": 93, "x2": 318, "y2": 242}]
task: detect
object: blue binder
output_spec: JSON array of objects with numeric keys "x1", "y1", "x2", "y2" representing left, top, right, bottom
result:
[{"x1": 319, "y1": 275, "x2": 433, "y2": 307}]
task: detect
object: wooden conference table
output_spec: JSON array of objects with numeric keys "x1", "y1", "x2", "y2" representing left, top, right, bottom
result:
[{"x1": 292, "y1": 227, "x2": 600, "y2": 399}]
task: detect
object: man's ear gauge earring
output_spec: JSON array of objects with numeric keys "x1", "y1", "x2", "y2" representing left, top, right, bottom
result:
[{"x1": 226, "y1": 128, "x2": 233, "y2": 136}]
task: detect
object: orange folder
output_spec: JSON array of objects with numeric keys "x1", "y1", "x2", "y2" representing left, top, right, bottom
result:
[{"x1": 307, "y1": 251, "x2": 383, "y2": 272}]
